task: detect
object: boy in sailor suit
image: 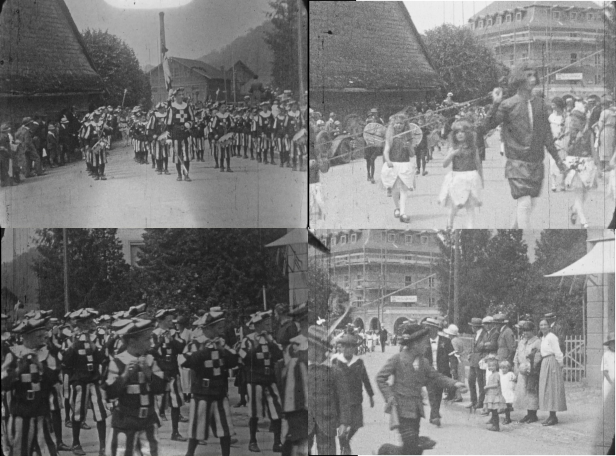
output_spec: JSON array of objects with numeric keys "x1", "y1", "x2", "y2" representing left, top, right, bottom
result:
[
  {"x1": 239, "y1": 311, "x2": 283, "y2": 453},
  {"x1": 165, "y1": 87, "x2": 194, "y2": 182},
  {"x1": 2, "y1": 316, "x2": 60, "y2": 456},
  {"x1": 182, "y1": 308, "x2": 238, "y2": 456},
  {"x1": 103, "y1": 318, "x2": 166, "y2": 456}
]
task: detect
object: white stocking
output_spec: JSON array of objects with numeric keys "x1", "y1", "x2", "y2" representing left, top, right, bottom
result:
[
  {"x1": 573, "y1": 189, "x2": 588, "y2": 226},
  {"x1": 465, "y1": 205, "x2": 476, "y2": 229},
  {"x1": 448, "y1": 206, "x2": 458, "y2": 228},
  {"x1": 400, "y1": 190, "x2": 409, "y2": 216},
  {"x1": 515, "y1": 195, "x2": 535, "y2": 229},
  {"x1": 393, "y1": 188, "x2": 401, "y2": 210}
]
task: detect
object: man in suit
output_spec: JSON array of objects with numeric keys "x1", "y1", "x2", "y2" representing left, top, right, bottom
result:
[
  {"x1": 493, "y1": 314, "x2": 516, "y2": 367},
  {"x1": 477, "y1": 316, "x2": 499, "y2": 416},
  {"x1": 421, "y1": 318, "x2": 457, "y2": 427},
  {"x1": 466, "y1": 318, "x2": 485, "y2": 410},
  {"x1": 307, "y1": 325, "x2": 351, "y2": 455}
]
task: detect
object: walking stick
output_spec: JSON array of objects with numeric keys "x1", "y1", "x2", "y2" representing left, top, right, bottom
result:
[{"x1": 121, "y1": 89, "x2": 127, "y2": 108}]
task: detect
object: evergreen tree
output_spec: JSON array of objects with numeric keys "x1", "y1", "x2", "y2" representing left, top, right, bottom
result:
[
  {"x1": 33, "y1": 229, "x2": 134, "y2": 316},
  {"x1": 134, "y1": 229, "x2": 289, "y2": 325}
]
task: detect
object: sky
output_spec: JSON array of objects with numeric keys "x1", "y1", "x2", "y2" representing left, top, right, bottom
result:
[
  {"x1": 63, "y1": 0, "x2": 272, "y2": 68},
  {"x1": 400, "y1": 0, "x2": 604, "y2": 34}
]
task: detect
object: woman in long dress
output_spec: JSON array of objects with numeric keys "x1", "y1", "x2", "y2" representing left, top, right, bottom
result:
[
  {"x1": 513, "y1": 321, "x2": 542, "y2": 423},
  {"x1": 596, "y1": 98, "x2": 615, "y2": 176},
  {"x1": 538, "y1": 319, "x2": 567, "y2": 426},
  {"x1": 381, "y1": 113, "x2": 418, "y2": 224}
]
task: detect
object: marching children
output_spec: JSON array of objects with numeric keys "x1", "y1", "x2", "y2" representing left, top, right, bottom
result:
[
  {"x1": 499, "y1": 360, "x2": 516, "y2": 425},
  {"x1": 103, "y1": 318, "x2": 166, "y2": 456},
  {"x1": 563, "y1": 109, "x2": 599, "y2": 228},
  {"x1": 483, "y1": 358, "x2": 506, "y2": 432},
  {"x1": 438, "y1": 119, "x2": 483, "y2": 228},
  {"x1": 332, "y1": 333, "x2": 375, "y2": 455}
]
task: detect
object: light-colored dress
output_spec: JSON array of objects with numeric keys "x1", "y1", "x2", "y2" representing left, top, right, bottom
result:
[
  {"x1": 499, "y1": 371, "x2": 516, "y2": 404},
  {"x1": 596, "y1": 108, "x2": 616, "y2": 162},
  {"x1": 513, "y1": 335, "x2": 542, "y2": 411},
  {"x1": 484, "y1": 371, "x2": 506, "y2": 410},
  {"x1": 548, "y1": 112, "x2": 566, "y2": 189},
  {"x1": 539, "y1": 332, "x2": 567, "y2": 412}
]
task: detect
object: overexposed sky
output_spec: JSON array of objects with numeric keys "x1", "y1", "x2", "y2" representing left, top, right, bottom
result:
[{"x1": 356, "y1": 1, "x2": 604, "y2": 34}]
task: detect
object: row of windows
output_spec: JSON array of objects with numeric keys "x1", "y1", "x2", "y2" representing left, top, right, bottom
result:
[
  {"x1": 338, "y1": 275, "x2": 436, "y2": 288},
  {"x1": 331, "y1": 233, "x2": 430, "y2": 246},
  {"x1": 475, "y1": 10, "x2": 600, "y2": 29}
]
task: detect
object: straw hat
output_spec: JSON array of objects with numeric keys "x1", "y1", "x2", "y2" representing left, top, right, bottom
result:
[{"x1": 443, "y1": 324, "x2": 459, "y2": 337}]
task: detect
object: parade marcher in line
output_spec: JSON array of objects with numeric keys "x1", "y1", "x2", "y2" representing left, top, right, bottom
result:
[
  {"x1": 439, "y1": 118, "x2": 483, "y2": 228},
  {"x1": 61, "y1": 308, "x2": 108, "y2": 456},
  {"x1": 376, "y1": 324, "x2": 466, "y2": 455},
  {"x1": 103, "y1": 318, "x2": 166, "y2": 456},
  {"x1": 2, "y1": 316, "x2": 60, "y2": 456},
  {"x1": 47, "y1": 123, "x2": 60, "y2": 168},
  {"x1": 381, "y1": 113, "x2": 417, "y2": 224},
  {"x1": 259, "y1": 101, "x2": 276, "y2": 165},
  {"x1": 148, "y1": 102, "x2": 172, "y2": 175},
  {"x1": 483, "y1": 63, "x2": 568, "y2": 228},
  {"x1": 58, "y1": 116, "x2": 73, "y2": 166},
  {"x1": 0, "y1": 122, "x2": 17, "y2": 187},
  {"x1": 190, "y1": 108, "x2": 206, "y2": 162},
  {"x1": 232, "y1": 317, "x2": 250, "y2": 409},
  {"x1": 274, "y1": 102, "x2": 291, "y2": 168},
  {"x1": 499, "y1": 360, "x2": 516, "y2": 425},
  {"x1": 493, "y1": 314, "x2": 515, "y2": 367},
  {"x1": 307, "y1": 324, "x2": 351, "y2": 456},
  {"x1": 332, "y1": 333, "x2": 374, "y2": 455},
  {"x1": 211, "y1": 101, "x2": 233, "y2": 172},
  {"x1": 239, "y1": 310, "x2": 283, "y2": 453},
  {"x1": 563, "y1": 109, "x2": 599, "y2": 228},
  {"x1": 174, "y1": 315, "x2": 192, "y2": 401},
  {"x1": 84, "y1": 109, "x2": 112, "y2": 180},
  {"x1": 287, "y1": 100, "x2": 304, "y2": 171},
  {"x1": 483, "y1": 358, "x2": 506, "y2": 432},
  {"x1": 182, "y1": 307, "x2": 238, "y2": 456},
  {"x1": 513, "y1": 321, "x2": 541, "y2": 424},
  {"x1": 166, "y1": 87, "x2": 194, "y2": 182},
  {"x1": 421, "y1": 318, "x2": 457, "y2": 427},
  {"x1": 548, "y1": 97, "x2": 567, "y2": 192},
  {"x1": 150, "y1": 309, "x2": 187, "y2": 441},
  {"x1": 477, "y1": 316, "x2": 498, "y2": 416},
  {"x1": 16, "y1": 117, "x2": 45, "y2": 179},
  {"x1": 538, "y1": 319, "x2": 567, "y2": 426}
]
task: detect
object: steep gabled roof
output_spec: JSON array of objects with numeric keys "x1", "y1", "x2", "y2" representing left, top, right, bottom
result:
[
  {"x1": 0, "y1": 0, "x2": 105, "y2": 96},
  {"x1": 470, "y1": 1, "x2": 602, "y2": 21},
  {"x1": 310, "y1": 2, "x2": 441, "y2": 91},
  {"x1": 171, "y1": 57, "x2": 225, "y2": 80},
  {"x1": 226, "y1": 60, "x2": 256, "y2": 79}
]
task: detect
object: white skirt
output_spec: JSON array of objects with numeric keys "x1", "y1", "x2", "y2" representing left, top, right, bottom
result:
[
  {"x1": 438, "y1": 170, "x2": 482, "y2": 208},
  {"x1": 380, "y1": 161, "x2": 416, "y2": 190},
  {"x1": 564, "y1": 156, "x2": 597, "y2": 190},
  {"x1": 608, "y1": 168, "x2": 616, "y2": 199}
]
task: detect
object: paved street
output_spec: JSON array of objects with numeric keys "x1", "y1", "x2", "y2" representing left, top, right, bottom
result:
[
  {"x1": 317, "y1": 135, "x2": 612, "y2": 230},
  {"x1": 347, "y1": 345, "x2": 602, "y2": 455},
  {"x1": 1, "y1": 142, "x2": 307, "y2": 228},
  {"x1": 54, "y1": 379, "x2": 279, "y2": 456}
]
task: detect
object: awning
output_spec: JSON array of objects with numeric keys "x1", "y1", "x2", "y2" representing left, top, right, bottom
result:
[
  {"x1": 545, "y1": 237, "x2": 614, "y2": 277},
  {"x1": 265, "y1": 229, "x2": 330, "y2": 254}
]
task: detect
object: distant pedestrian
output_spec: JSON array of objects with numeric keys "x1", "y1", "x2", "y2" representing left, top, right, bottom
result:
[
  {"x1": 538, "y1": 319, "x2": 567, "y2": 426},
  {"x1": 380, "y1": 328, "x2": 388, "y2": 353}
]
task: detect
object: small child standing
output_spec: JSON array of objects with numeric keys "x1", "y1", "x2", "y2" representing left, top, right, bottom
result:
[
  {"x1": 483, "y1": 358, "x2": 506, "y2": 431},
  {"x1": 499, "y1": 360, "x2": 517, "y2": 424},
  {"x1": 438, "y1": 119, "x2": 483, "y2": 228}
]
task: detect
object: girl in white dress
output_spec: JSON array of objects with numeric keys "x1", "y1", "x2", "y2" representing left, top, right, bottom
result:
[
  {"x1": 548, "y1": 97, "x2": 566, "y2": 192},
  {"x1": 499, "y1": 360, "x2": 516, "y2": 425}
]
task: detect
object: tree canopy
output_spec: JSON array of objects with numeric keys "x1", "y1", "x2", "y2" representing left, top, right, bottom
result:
[
  {"x1": 422, "y1": 24, "x2": 506, "y2": 102},
  {"x1": 81, "y1": 29, "x2": 152, "y2": 109}
]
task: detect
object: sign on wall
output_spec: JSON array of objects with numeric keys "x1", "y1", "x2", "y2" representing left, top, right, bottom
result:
[
  {"x1": 390, "y1": 295, "x2": 418, "y2": 303},
  {"x1": 556, "y1": 73, "x2": 583, "y2": 81}
]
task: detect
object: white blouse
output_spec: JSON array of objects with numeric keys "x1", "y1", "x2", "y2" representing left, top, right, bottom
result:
[{"x1": 541, "y1": 332, "x2": 564, "y2": 366}]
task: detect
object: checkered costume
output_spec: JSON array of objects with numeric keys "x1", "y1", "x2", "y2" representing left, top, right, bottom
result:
[
  {"x1": 181, "y1": 337, "x2": 239, "y2": 440},
  {"x1": 150, "y1": 328, "x2": 185, "y2": 409},
  {"x1": 103, "y1": 351, "x2": 166, "y2": 456},
  {"x1": 165, "y1": 101, "x2": 194, "y2": 165},
  {"x1": 239, "y1": 332, "x2": 283, "y2": 420},
  {"x1": 1, "y1": 345, "x2": 60, "y2": 456},
  {"x1": 147, "y1": 113, "x2": 170, "y2": 160},
  {"x1": 258, "y1": 110, "x2": 275, "y2": 163}
]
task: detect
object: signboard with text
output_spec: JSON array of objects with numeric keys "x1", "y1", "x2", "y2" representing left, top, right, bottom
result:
[
  {"x1": 556, "y1": 73, "x2": 583, "y2": 81},
  {"x1": 390, "y1": 295, "x2": 418, "y2": 303}
]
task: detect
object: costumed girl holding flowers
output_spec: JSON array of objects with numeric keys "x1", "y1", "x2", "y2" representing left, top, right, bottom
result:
[{"x1": 438, "y1": 118, "x2": 483, "y2": 228}]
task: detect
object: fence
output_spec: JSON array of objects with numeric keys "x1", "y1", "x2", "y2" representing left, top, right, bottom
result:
[{"x1": 563, "y1": 335, "x2": 586, "y2": 382}]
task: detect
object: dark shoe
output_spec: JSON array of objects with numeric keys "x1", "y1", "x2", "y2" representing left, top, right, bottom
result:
[
  {"x1": 176, "y1": 177, "x2": 182, "y2": 181},
  {"x1": 527, "y1": 415, "x2": 539, "y2": 424},
  {"x1": 465, "y1": 403, "x2": 477, "y2": 409},
  {"x1": 417, "y1": 436, "x2": 437, "y2": 451},
  {"x1": 57, "y1": 442, "x2": 72, "y2": 451},
  {"x1": 100, "y1": 175, "x2": 107, "y2": 180},
  {"x1": 249, "y1": 441, "x2": 261, "y2": 452},
  {"x1": 220, "y1": 167, "x2": 225, "y2": 172},
  {"x1": 171, "y1": 432, "x2": 187, "y2": 442},
  {"x1": 164, "y1": 170, "x2": 171, "y2": 175},
  {"x1": 387, "y1": 188, "x2": 392, "y2": 197},
  {"x1": 160, "y1": 413, "x2": 168, "y2": 421},
  {"x1": 422, "y1": 170, "x2": 428, "y2": 176},
  {"x1": 230, "y1": 438, "x2": 238, "y2": 445},
  {"x1": 542, "y1": 416, "x2": 558, "y2": 426},
  {"x1": 157, "y1": 170, "x2": 162, "y2": 175},
  {"x1": 487, "y1": 424, "x2": 500, "y2": 432},
  {"x1": 179, "y1": 414, "x2": 189, "y2": 423},
  {"x1": 233, "y1": 401, "x2": 247, "y2": 408},
  {"x1": 272, "y1": 441, "x2": 282, "y2": 452},
  {"x1": 226, "y1": 168, "x2": 233, "y2": 172},
  {"x1": 519, "y1": 415, "x2": 531, "y2": 423},
  {"x1": 184, "y1": 176, "x2": 192, "y2": 182},
  {"x1": 429, "y1": 418, "x2": 441, "y2": 427},
  {"x1": 65, "y1": 421, "x2": 72, "y2": 428},
  {"x1": 502, "y1": 418, "x2": 512, "y2": 425},
  {"x1": 370, "y1": 178, "x2": 375, "y2": 184},
  {"x1": 270, "y1": 160, "x2": 276, "y2": 165},
  {"x1": 99, "y1": 448, "x2": 106, "y2": 456},
  {"x1": 415, "y1": 169, "x2": 420, "y2": 175},
  {"x1": 81, "y1": 422, "x2": 91, "y2": 430},
  {"x1": 72, "y1": 445, "x2": 86, "y2": 456}
]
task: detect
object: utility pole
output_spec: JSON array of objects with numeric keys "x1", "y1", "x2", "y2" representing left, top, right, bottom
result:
[
  {"x1": 63, "y1": 229, "x2": 69, "y2": 314},
  {"x1": 453, "y1": 230, "x2": 460, "y2": 326}
]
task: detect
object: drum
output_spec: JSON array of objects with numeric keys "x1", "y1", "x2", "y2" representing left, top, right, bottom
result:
[
  {"x1": 400, "y1": 123, "x2": 423, "y2": 149},
  {"x1": 293, "y1": 128, "x2": 307, "y2": 145},
  {"x1": 363, "y1": 122, "x2": 386, "y2": 147},
  {"x1": 219, "y1": 132, "x2": 235, "y2": 145},
  {"x1": 319, "y1": 158, "x2": 330, "y2": 174}
]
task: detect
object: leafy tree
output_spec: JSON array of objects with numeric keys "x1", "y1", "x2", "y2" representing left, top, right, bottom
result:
[
  {"x1": 33, "y1": 229, "x2": 135, "y2": 317},
  {"x1": 264, "y1": 0, "x2": 307, "y2": 96},
  {"x1": 134, "y1": 229, "x2": 289, "y2": 326},
  {"x1": 307, "y1": 257, "x2": 349, "y2": 327},
  {"x1": 422, "y1": 24, "x2": 506, "y2": 101},
  {"x1": 526, "y1": 230, "x2": 587, "y2": 335},
  {"x1": 81, "y1": 29, "x2": 152, "y2": 109}
]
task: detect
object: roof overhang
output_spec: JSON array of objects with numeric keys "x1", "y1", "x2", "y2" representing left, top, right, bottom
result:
[
  {"x1": 265, "y1": 228, "x2": 330, "y2": 254},
  {"x1": 545, "y1": 237, "x2": 614, "y2": 277}
]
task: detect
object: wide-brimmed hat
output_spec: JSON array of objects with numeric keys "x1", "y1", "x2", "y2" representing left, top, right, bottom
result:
[
  {"x1": 544, "y1": 312, "x2": 557, "y2": 320},
  {"x1": 492, "y1": 313, "x2": 508, "y2": 324},
  {"x1": 604, "y1": 332, "x2": 615, "y2": 345},
  {"x1": 114, "y1": 318, "x2": 155, "y2": 338},
  {"x1": 249, "y1": 310, "x2": 272, "y2": 325},
  {"x1": 400, "y1": 324, "x2": 430, "y2": 345},
  {"x1": 337, "y1": 333, "x2": 359, "y2": 347},
  {"x1": 22, "y1": 117, "x2": 34, "y2": 126},
  {"x1": 13, "y1": 317, "x2": 49, "y2": 335},
  {"x1": 24, "y1": 310, "x2": 52, "y2": 320},
  {"x1": 422, "y1": 317, "x2": 441, "y2": 329},
  {"x1": 199, "y1": 307, "x2": 225, "y2": 328},
  {"x1": 1, "y1": 122, "x2": 11, "y2": 132},
  {"x1": 443, "y1": 324, "x2": 459, "y2": 337},
  {"x1": 482, "y1": 316, "x2": 494, "y2": 324},
  {"x1": 71, "y1": 308, "x2": 98, "y2": 321},
  {"x1": 155, "y1": 309, "x2": 175, "y2": 320},
  {"x1": 126, "y1": 303, "x2": 147, "y2": 318},
  {"x1": 469, "y1": 317, "x2": 483, "y2": 327}
]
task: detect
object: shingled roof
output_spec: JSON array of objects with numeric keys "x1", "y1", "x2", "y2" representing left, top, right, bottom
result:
[
  {"x1": 0, "y1": 0, "x2": 105, "y2": 96},
  {"x1": 310, "y1": 2, "x2": 441, "y2": 92},
  {"x1": 169, "y1": 57, "x2": 226, "y2": 80}
]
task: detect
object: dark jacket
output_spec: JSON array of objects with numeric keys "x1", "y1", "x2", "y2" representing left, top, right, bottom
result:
[
  {"x1": 332, "y1": 355, "x2": 374, "y2": 406},
  {"x1": 423, "y1": 335, "x2": 457, "y2": 378},
  {"x1": 477, "y1": 327, "x2": 498, "y2": 358},
  {"x1": 468, "y1": 328, "x2": 485, "y2": 368},
  {"x1": 496, "y1": 325, "x2": 516, "y2": 366},
  {"x1": 308, "y1": 361, "x2": 351, "y2": 436}
]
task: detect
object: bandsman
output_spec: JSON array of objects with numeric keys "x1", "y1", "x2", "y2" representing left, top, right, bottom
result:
[
  {"x1": 258, "y1": 101, "x2": 276, "y2": 165},
  {"x1": 210, "y1": 101, "x2": 234, "y2": 172},
  {"x1": 83, "y1": 109, "x2": 112, "y2": 180},
  {"x1": 287, "y1": 100, "x2": 305, "y2": 172},
  {"x1": 190, "y1": 109, "x2": 207, "y2": 162},
  {"x1": 103, "y1": 318, "x2": 166, "y2": 456},
  {"x1": 250, "y1": 106, "x2": 260, "y2": 161},
  {"x1": 182, "y1": 307, "x2": 238, "y2": 456},
  {"x1": 147, "y1": 103, "x2": 171, "y2": 175},
  {"x1": 239, "y1": 310, "x2": 283, "y2": 453},
  {"x1": 165, "y1": 87, "x2": 194, "y2": 182}
]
